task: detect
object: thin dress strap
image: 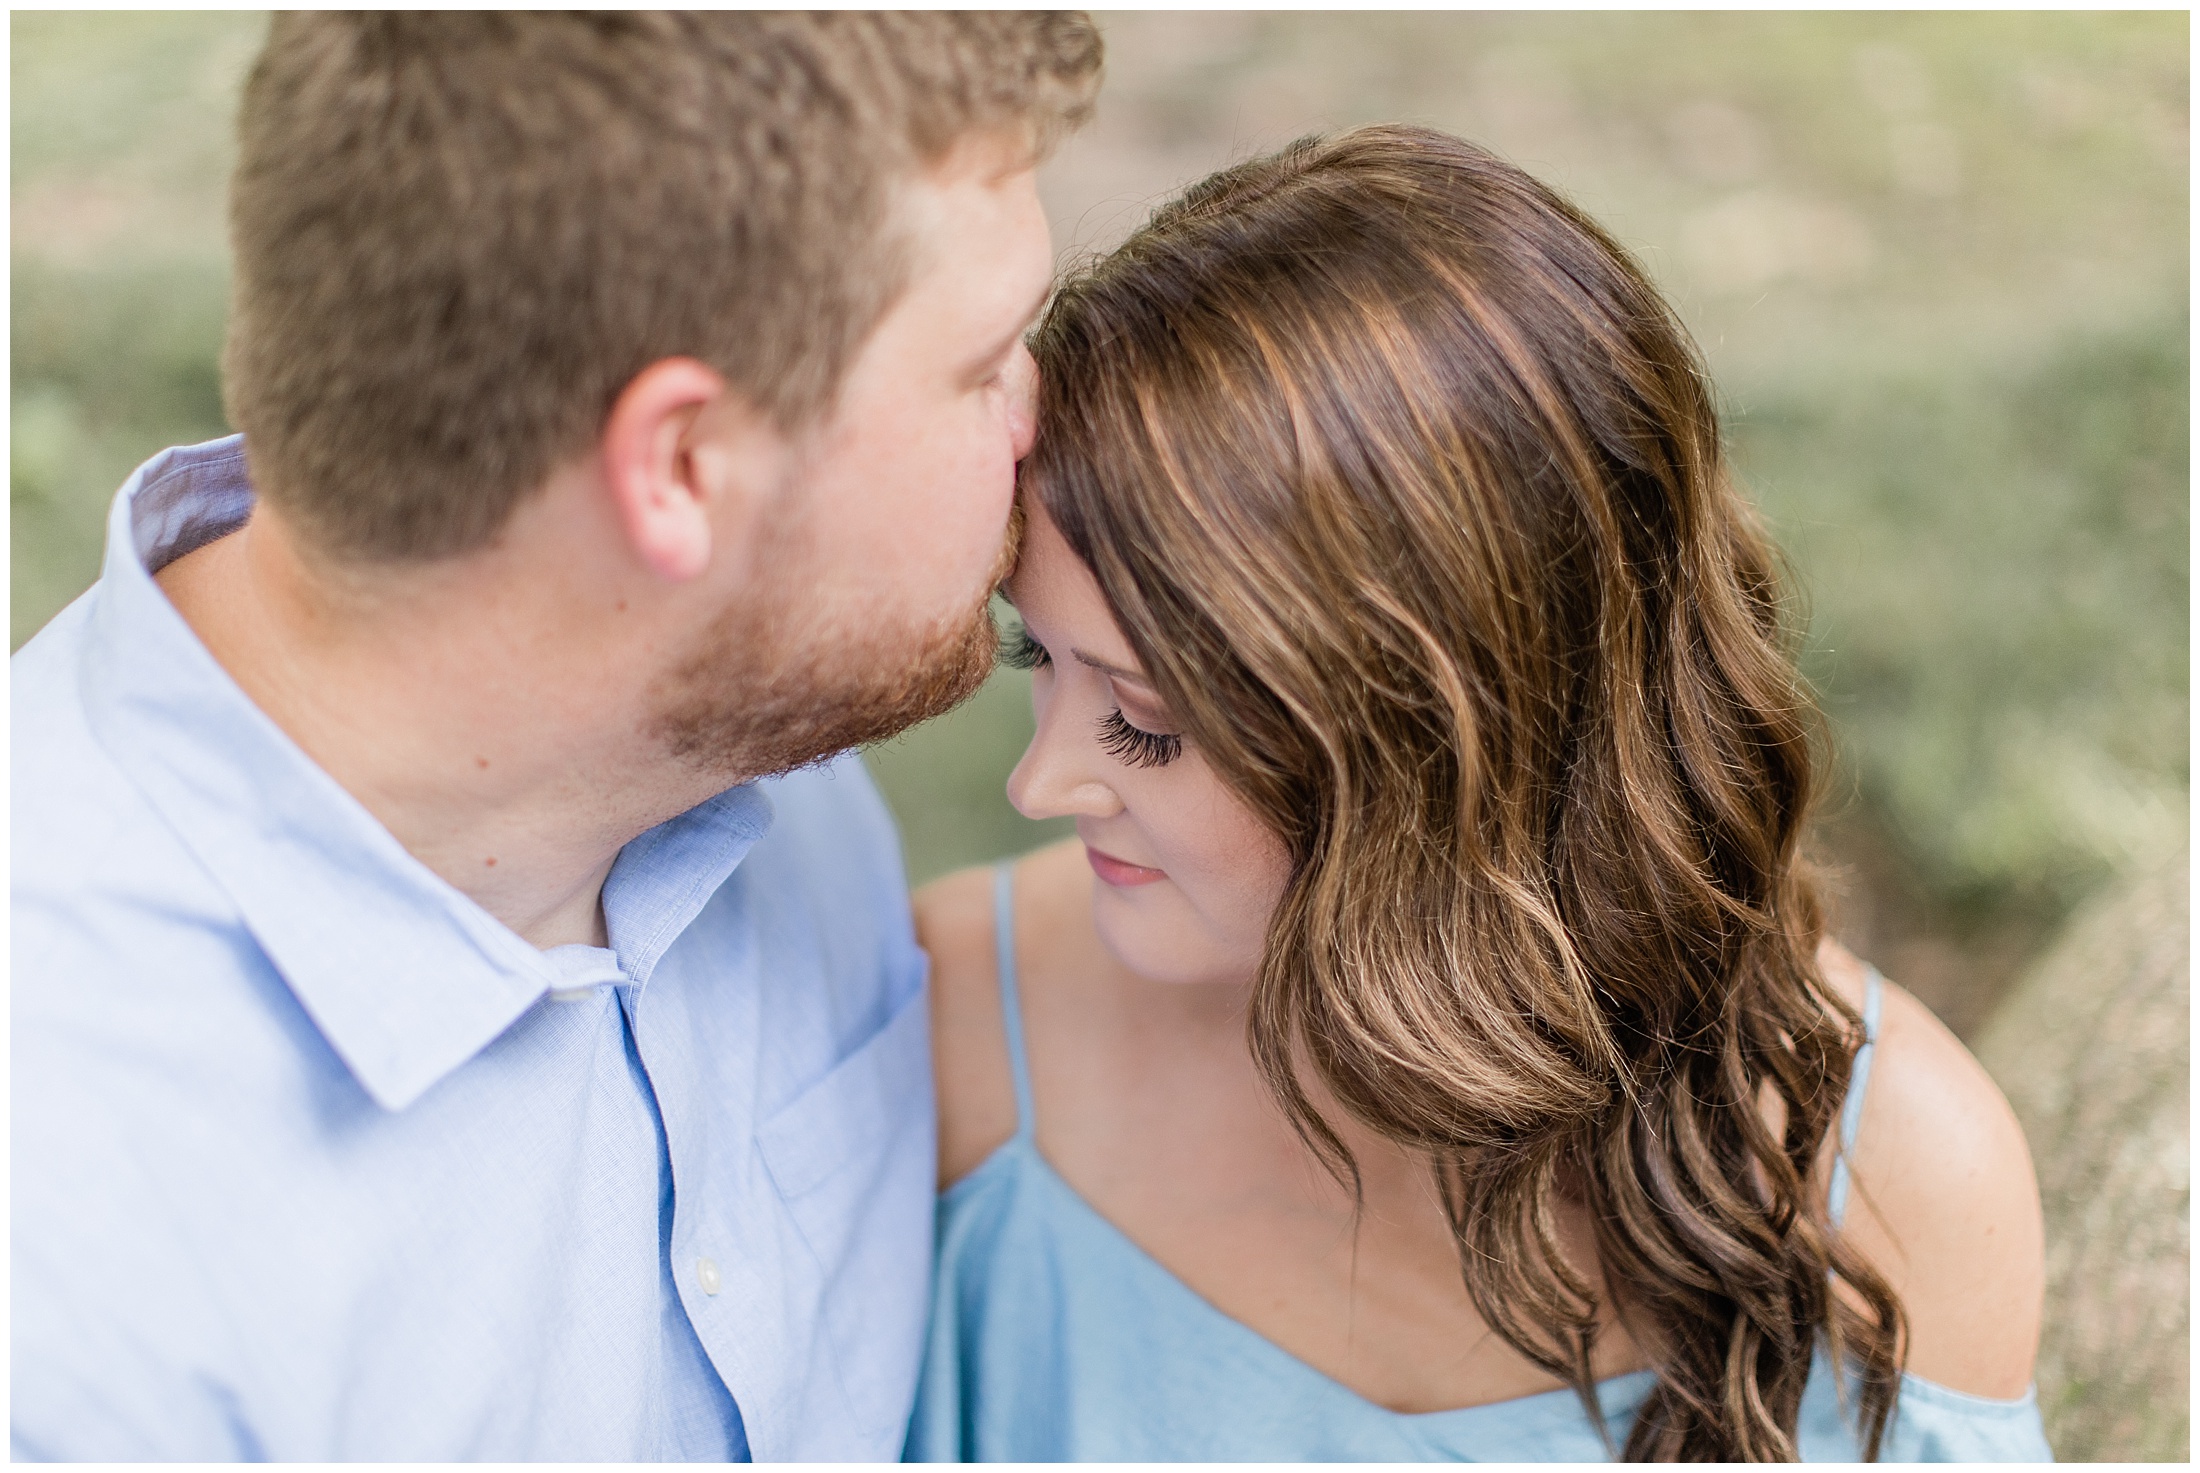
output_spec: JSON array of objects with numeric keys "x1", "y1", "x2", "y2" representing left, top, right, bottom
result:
[
  {"x1": 992, "y1": 863, "x2": 1038, "y2": 1141},
  {"x1": 1826, "y1": 967, "x2": 1885, "y2": 1231}
]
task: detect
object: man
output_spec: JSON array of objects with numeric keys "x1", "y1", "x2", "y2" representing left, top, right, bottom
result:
[{"x1": 12, "y1": 13, "x2": 1100, "y2": 1459}]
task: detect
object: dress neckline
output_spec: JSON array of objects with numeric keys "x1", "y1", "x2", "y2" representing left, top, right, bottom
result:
[{"x1": 947, "y1": 1128, "x2": 1662, "y2": 1431}]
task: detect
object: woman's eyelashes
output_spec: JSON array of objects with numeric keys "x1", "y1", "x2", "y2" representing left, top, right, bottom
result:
[
  {"x1": 1000, "y1": 626, "x2": 1051, "y2": 671},
  {"x1": 1003, "y1": 622, "x2": 1183, "y2": 769},
  {"x1": 1096, "y1": 708, "x2": 1183, "y2": 769}
]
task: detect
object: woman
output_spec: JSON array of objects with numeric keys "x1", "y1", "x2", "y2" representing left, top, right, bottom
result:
[{"x1": 907, "y1": 126, "x2": 2049, "y2": 1461}]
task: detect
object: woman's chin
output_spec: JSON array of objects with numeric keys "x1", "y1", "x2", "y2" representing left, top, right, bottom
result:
[{"x1": 1090, "y1": 884, "x2": 1258, "y2": 989}]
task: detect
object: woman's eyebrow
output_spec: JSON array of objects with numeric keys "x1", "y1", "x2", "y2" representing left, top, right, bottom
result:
[{"x1": 1071, "y1": 648, "x2": 1156, "y2": 687}]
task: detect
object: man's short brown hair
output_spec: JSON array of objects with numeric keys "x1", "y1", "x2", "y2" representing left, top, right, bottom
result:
[{"x1": 223, "y1": 11, "x2": 1101, "y2": 561}]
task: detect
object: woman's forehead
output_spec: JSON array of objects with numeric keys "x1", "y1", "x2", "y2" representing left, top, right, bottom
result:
[{"x1": 1006, "y1": 506, "x2": 1138, "y2": 657}]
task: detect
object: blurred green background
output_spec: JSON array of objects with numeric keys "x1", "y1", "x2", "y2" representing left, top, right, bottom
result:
[{"x1": 13, "y1": 13, "x2": 2187, "y2": 1036}]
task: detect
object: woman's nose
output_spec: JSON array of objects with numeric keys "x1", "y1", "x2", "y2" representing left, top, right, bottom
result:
[{"x1": 1006, "y1": 679, "x2": 1122, "y2": 823}]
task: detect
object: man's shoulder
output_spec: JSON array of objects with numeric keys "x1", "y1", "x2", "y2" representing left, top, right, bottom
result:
[
  {"x1": 13, "y1": 591, "x2": 220, "y2": 928},
  {"x1": 14, "y1": 840, "x2": 310, "y2": 1137},
  {"x1": 14, "y1": 591, "x2": 121, "y2": 830},
  {"x1": 14, "y1": 590, "x2": 309, "y2": 1127}
]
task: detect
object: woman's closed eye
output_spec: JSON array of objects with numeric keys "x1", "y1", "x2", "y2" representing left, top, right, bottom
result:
[
  {"x1": 1000, "y1": 626, "x2": 1051, "y2": 671},
  {"x1": 1096, "y1": 708, "x2": 1182, "y2": 769},
  {"x1": 1001, "y1": 623, "x2": 1182, "y2": 768}
]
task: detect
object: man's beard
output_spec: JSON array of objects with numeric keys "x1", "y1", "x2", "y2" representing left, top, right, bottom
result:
[{"x1": 648, "y1": 503, "x2": 1020, "y2": 783}]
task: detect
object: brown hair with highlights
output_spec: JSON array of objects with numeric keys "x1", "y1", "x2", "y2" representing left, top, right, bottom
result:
[
  {"x1": 1025, "y1": 124, "x2": 1905, "y2": 1460},
  {"x1": 225, "y1": 10, "x2": 1101, "y2": 561}
]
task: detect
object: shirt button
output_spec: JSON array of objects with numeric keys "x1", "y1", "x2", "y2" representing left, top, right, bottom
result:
[{"x1": 696, "y1": 1256, "x2": 722, "y2": 1296}]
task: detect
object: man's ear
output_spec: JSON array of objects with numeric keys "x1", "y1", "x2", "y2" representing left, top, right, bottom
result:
[{"x1": 600, "y1": 358, "x2": 784, "y2": 584}]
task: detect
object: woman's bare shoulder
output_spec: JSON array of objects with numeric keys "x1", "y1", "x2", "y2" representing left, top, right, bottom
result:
[
  {"x1": 916, "y1": 838, "x2": 1091, "y2": 1187},
  {"x1": 1818, "y1": 941, "x2": 2046, "y2": 1398},
  {"x1": 915, "y1": 861, "x2": 1014, "y2": 1188}
]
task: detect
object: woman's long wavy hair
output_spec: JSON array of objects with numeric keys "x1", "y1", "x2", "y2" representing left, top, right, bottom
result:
[{"x1": 1023, "y1": 125, "x2": 1905, "y2": 1460}]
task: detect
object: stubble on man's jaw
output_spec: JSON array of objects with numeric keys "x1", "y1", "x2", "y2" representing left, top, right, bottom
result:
[{"x1": 645, "y1": 490, "x2": 1026, "y2": 785}]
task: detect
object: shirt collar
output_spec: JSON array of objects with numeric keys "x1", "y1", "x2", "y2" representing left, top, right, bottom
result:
[{"x1": 76, "y1": 437, "x2": 773, "y2": 1111}]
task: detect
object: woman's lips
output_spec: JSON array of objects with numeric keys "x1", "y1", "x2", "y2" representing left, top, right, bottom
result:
[{"x1": 1084, "y1": 844, "x2": 1167, "y2": 887}]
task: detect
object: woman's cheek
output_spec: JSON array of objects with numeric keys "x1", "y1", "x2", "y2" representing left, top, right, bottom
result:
[{"x1": 1154, "y1": 757, "x2": 1292, "y2": 972}]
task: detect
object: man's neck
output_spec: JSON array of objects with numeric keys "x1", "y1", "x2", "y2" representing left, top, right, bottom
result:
[{"x1": 155, "y1": 514, "x2": 717, "y2": 951}]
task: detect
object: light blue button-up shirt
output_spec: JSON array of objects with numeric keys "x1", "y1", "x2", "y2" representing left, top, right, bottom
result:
[{"x1": 12, "y1": 437, "x2": 937, "y2": 1459}]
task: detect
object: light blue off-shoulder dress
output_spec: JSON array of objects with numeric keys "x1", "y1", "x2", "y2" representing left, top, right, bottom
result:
[{"x1": 905, "y1": 866, "x2": 2054, "y2": 1461}]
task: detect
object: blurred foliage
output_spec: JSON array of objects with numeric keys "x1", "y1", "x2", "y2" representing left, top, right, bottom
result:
[
  {"x1": 13, "y1": 258, "x2": 232, "y2": 632},
  {"x1": 11, "y1": 10, "x2": 255, "y2": 637},
  {"x1": 1740, "y1": 322, "x2": 2187, "y2": 909},
  {"x1": 11, "y1": 12, "x2": 2187, "y2": 914}
]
